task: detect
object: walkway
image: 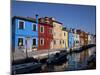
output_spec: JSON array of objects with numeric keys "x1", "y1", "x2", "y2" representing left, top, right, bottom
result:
[{"x1": 12, "y1": 48, "x2": 65, "y2": 61}]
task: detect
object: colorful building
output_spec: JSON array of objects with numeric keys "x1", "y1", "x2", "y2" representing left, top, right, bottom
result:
[
  {"x1": 84, "y1": 32, "x2": 88, "y2": 46},
  {"x1": 73, "y1": 29, "x2": 80, "y2": 48},
  {"x1": 68, "y1": 28, "x2": 74, "y2": 50},
  {"x1": 38, "y1": 17, "x2": 53, "y2": 50},
  {"x1": 12, "y1": 15, "x2": 94, "y2": 53},
  {"x1": 77, "y1": 30, "x2": 89, "y2": 62},
  {"x1": 88, "y1": 33, "x2": 92, "y2": 44},
  {"x1": 88, "y1": 34, "x2": 96, "y2": 44},
  {"x1": 93, "y1": 35, "x2": 96, "y2": 44},
  {"x1": 76, "y1": 29, "x2": 81, "y2": 46},
  {"x1": 88, "y1": 34, "x2": 96, "y2": 56},
  {"x1": 51, "y1": 18, "x2": 63, "y2": 49},
  {"x1": 83, "y1": 32, "x2": 89, "y2": 61},
  {"x1": 61, "y1": 27, "x2": 68, "y2": 49},
  {"x1": 12, "y1": 15, "x2": 38, "y2": 52}
]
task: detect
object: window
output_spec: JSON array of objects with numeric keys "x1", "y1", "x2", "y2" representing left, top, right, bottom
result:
[
  {"x1": 32, "y1": 24, "x2": 36, "y2": 31},
  {"x1": 53, "y1": 24, "x2": 56, "y2": 27},
  {"x1": 40, "y1": 38, "x2": 44, "y2": 45},
  {"x1": 76, "y1": 41, "x2": 79, "y2": 43},
  {"x1": 40, "y1": 26, "x2": 44, "y2": 33},
  {"x1": 18, "y1": 20, "x2": 25, "y2": 29},
  {"x1": 64, "y1": 32, "x2": 66, "y2": 36},
  {"x1": 63, "y1": 40, "x2": 64, "y2": 44},
  {"x1": 60, "y1": 40, "x2": 61, "y2": 44},
  {"x1": 49, "y1": 29, "x2": 52, "y2": 34},
  {"x1": 32, "y1": 39, "x2": 36, "y2": 46},
  {"x1": 54, "y1": 40, "x2": 56, "y2": 45},
  {"x1": 18, "y1": 38, "x2": 23, "y2": 46}
]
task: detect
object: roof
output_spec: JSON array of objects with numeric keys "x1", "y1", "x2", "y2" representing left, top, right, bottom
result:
[
  {"x1": 39, "y1": 23, "x2": 53, "y2": 27},
  {"x1": 12, "y1": 16, "x2": 37, "y2": 23},
  {"x1": 12, "y1": 16, "x2": 64, "y2": 28},
  {"x1": 53, "y1": 20, "x2": 63, "y2": 25}
]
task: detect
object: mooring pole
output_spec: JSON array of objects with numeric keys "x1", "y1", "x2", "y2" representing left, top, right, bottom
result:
[{"x1": 25, "y1": 39, "x2": 28, "y2": 59}]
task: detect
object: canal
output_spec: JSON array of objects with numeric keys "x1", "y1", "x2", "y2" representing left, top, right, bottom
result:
[
  {"x1": 12, "y1": 46, "x2": 96, "y2": 74},
  {"x1": 40, "y1": 46, "x2": 96, "y2": 72}
]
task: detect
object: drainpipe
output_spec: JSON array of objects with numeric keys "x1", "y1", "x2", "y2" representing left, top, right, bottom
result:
[
  {"x1": 36, "y1": 14, "x2": 38, "y2": 24},
  {"x1": 36, "y1": 14, "x2": 38, "y2": 50}
]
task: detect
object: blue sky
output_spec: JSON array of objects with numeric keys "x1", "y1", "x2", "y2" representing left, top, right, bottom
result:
[{"x1": 12, "y1": 1, "x2": 96, "y2": 34}]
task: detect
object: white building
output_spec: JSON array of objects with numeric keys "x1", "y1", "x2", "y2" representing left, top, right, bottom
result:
[{"x1": 73, "y1": 29, "x2": 80, "y2": 49}]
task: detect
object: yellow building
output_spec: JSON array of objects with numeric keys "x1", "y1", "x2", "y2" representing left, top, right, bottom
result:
[
  {"x1": 61, "y1": 27, "x2": 68, "y2": 49},
  {"x1": 50, "y1": 18, "x2": 68, "y2": 50},
  {"x1": 50, "y1": 18, "x2": 63, "y2": 49}
]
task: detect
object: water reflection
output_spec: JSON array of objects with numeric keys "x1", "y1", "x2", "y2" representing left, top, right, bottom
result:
[
  {"x1": 41, "y1": 47, "x2": 96, "y2": 72},
  {"x1": 41, "y1": 62, "x2": 68, "y2": 72}
]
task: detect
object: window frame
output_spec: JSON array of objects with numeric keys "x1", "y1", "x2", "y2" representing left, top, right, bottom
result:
[
  {"x1": 40, "y1": 38, "x2": 44, "y2": 45},
  {"x1": 18, "y1": 20, "x2": 25, "y2": 29},
  {"x1": 63, "y1": 40, "x2": 64, "y2": 44},
  {"x1": 18, "y1": 37, "x2": 24, "y2": 46},
  {"x1": 32, "y1": 23, "x2": 36, "y2": 31},
  {"x1": 49, "y1": 28, "x2": 53, "y2": 34},
  {"x1": 54, "y1": 40, "x2": 56, "y2": 45},
  {"x1": 32, "y1": 38, "x2": 36, "y2": 46},
  {"x1": 64, "y1": 32, "x2": 66, "y2": 36},
  {"x1": 60, "y1": 40, "x2": 62, "y2": 44},
  {"x1": 40, "y1": 25, "x2": 44, "y2": 33}
]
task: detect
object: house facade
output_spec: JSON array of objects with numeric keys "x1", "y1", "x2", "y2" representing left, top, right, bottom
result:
[
  {"x1": 88, "y1": 34, "x2": 96, "y2": 57},
  {"x1": 73, "y1": 29, "x2": 80, "y2": 48},
  {"x1": 38, "y1": 17, "x2": 53, "y2": 50},
  {"x1": 51, "y1": 18, "x2": 63, "y2": 49},
  {"x1": 12, "y1": 15, "x2": 38, "y2": 52},
  {"x1": 76, "y1": 29, "x2": 89, "y2": 62},
  {"x1": 88, "y1": 33, "x2": 92, "y2": 44},
  {"x1": 93, "y1": 35, "x2": 96, "y2": 44},
  {"x1": 79, "y1": 31, "x2": 89, "y2": 62},
  {"x1": 61, "y1": 27, "x2": 68, "y2": 49},
  {"x1": 68, "y1": 28, "x2": 74, "y2": 50},
  {"x1": 83, "y1": 32, "x2": 89, "y2": 61}
]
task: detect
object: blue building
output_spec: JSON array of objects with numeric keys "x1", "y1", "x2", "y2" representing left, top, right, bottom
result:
[
  {"x1": 68, "y1": 29, "x2": 74, "y2": 50},
  {"x1": 12, "y1": 15, "x2": 38, "y2": 52}
]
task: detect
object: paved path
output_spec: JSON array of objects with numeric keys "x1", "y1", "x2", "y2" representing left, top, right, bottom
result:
[
  {"x1": 12, "y1": 48, "x2": 66, "y2": 60},
  {"x1": 12, "y1": 44, "x2": 95, "y2": 61}
]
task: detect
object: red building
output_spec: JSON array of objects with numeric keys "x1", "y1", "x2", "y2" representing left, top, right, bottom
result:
[{"x1": 38, "y1": 17, "x2": 53, "y2": 50}]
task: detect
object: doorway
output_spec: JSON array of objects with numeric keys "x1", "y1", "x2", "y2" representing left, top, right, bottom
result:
[{"x1": 26, "y1": 37, "x2": 32, "y2": 52}]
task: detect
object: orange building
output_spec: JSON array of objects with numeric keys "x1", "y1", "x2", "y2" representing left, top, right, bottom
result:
[{"x1": 77, "y1": 30, "x2": 88, "y2": 63}]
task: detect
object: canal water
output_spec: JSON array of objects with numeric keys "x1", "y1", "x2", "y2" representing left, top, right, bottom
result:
[
  {"x1": 18, "y1": 47, "x2": 96, "y2": 74},
  {"x1": 40, "y1": 47, "x2": 96, "y2": 72}
]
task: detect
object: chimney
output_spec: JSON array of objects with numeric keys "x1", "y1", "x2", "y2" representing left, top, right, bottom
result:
[
  {"x1": 51, "y1": 17, "x2": 55, "y2": 21},
  {"x1": 36, "y1": 14, "x2": 38, "y2": 23}
]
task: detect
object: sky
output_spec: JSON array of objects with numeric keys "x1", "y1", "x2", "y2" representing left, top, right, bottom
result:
[{"x1": 11, "y1": 1, "x2": 96, "y2": 34}]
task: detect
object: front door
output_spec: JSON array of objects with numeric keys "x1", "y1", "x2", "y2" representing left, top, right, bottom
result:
[{"x1": 26, "y1": 37, "x2": 31, "y2": 52}]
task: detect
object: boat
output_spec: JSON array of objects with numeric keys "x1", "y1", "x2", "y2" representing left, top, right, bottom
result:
[
  {"x1": 12, "y1": 61, "x2": 42, "y2": 74},
  {"x1": 47, "y1": 51, "x2": 68, "y2": 65}
]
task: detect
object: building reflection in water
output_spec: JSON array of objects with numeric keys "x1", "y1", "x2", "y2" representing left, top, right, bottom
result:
[{"x1": 40, "y1": 47, "x2": 96, "y2": 72}]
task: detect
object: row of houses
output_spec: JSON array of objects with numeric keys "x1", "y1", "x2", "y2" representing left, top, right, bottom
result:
[{"x1": 12, "y1": 15, "x2": 96, "y2": 53}]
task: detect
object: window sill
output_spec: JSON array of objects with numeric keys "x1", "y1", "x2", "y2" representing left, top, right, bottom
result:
[
  {"x1": 18, "y1": 46, "x2": 24, "y2": 49},
  {"x1": 32, "y1": 46, "x2": 37, "y2": 49}
]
